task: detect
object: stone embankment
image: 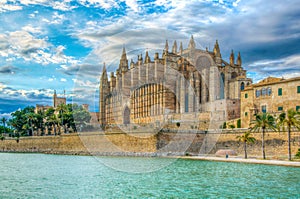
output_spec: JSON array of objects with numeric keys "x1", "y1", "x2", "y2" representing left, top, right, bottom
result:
[{"x1": 0, "y1": 131, "x2": 299, "y2": 160}]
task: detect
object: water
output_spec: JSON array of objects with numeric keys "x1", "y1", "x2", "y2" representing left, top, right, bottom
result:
[{"x1": 0, "y1": 153, "x2": 299, "y2": 198}]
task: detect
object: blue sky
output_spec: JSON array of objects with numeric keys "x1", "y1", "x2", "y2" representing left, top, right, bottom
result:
[{"x1": 1, "y1": 0, "x2": 300, "y2": 117}]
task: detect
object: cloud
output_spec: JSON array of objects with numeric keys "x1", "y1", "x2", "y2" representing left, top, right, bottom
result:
[
  {"x1": 0, "y1": 1, "x2": 23, "y2": 12},
  {"x1": 60, "y1": 78, "x2": 67, "y2": 82},
  {"x1": 0, "y1": 0, "x2": 76, "y2": 12},
  {"x1": 0, "y1": 65, "x2": 18, "y2": 74},
  {"x1": 77, "y1": 0, "x2": 119, "y2": 9},
  {"x1": 0, "y1": 30, "x2": 78, "y2": 65},
  {"x1": 0, "y1": 112, "x2": 13, "y2": 119},
  {"x1": 247, "y1": 54, "x2": 300, "y2": 78}
]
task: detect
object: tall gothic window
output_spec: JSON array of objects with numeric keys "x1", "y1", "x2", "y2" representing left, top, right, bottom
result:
[
  {"x1": 241, "y1": 82, "x2": 245, "y2": 91},
  {"x1": 185, "y1": 93, "x2": 189, "y2": 113},
  {"x1": 220, "y1": 73, "x2": 225, "y2": 99}
]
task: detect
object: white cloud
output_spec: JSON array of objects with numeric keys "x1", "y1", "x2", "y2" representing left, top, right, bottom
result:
[
  {"x1": 0, "y1": 112, "x2": 13, "y2": 119},
  {"x1": 0, "y1": 82, "x2": 6, "y2": 91},
  {"x1": 0, "y1": 30, "x2": 79, "y2": 65},
  {"x1": 247, "y1": 54, "x2": 300, "y2": 80},
  {"x1": 125, "y1": 0, "x2": 139, "y2": 12},
  {"x1": 60, "y1": 78, "x2": 67, "y2": 82},
  {"x1": 0, "y1": 3, "x2": 22, "y2": 12},
  {"x1": 78, "y1": 0, "x2": 119, "y2": 9},
  {"x1": 22, "y1": 25, "x2": 43, "y2": 34}
]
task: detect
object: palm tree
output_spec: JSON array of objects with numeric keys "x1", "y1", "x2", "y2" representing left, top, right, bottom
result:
[
  {"x1": 236, "y1": 131, "x2": 256, "y2": 159},
  {"x1": 26, "y1": 113, "x2": 36, "y2": 136},
  {"x1": 49, "y1": 115, "x2": 59, "y2": 136},
  {"x1": 56, "y1": 104, "x2": 68, "y2": 134},
  {"x1": 1, "y1": 117, "x2": 7, "y2": 136},
  {"x1": 250, "y1": 113, "x2": 277, "y2": 159},
  {"x1": 277, "y1": 109, "x2": 300, "y2": 160}
]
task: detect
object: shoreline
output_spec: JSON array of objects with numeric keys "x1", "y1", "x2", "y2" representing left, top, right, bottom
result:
[
  {"x1": 1, "y1": 150, "x2": 300, "y2": 167},
  {"x1": 179, "y1": 156, "x2": 300, "y2": 167}
]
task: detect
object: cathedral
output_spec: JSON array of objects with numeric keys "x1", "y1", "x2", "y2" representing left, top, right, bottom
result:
[{"x1": 99, "y1": 36, "x2": 252, "y2": 129}]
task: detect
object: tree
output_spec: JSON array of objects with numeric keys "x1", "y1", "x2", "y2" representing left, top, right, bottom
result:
[
  {"x1": 10, "y1": 106, "x2": 35, "y2": 136},
  {"x1": 277, "y1": 109, "x2": 300, "y2": 160},
  {"x1": 72, "y1": 104, "x2": 91, "y2": 132},
  {"x1": 49, "y1": 114, "x2": 59, "y2": 135},
  {"x1": 45, "y1": 108, "x2": 56, "y2": 135},
  {"x1": 57, "y1": 104, "x2": 68, "y2": 133},
  {"x1": 1, "y1": 117, "x2": 7, "y2": 136},
  {"x1": 250, "y1": 113, "x2": 277, "y2": 159},
  {"x1": 35, "y1": 110, "x2": 45, "y2": 136},
  {"x1": 26, "y1": 112, "x2": 36, "y2": 136},
  {"x1": 236, "y1": 131, "x2": 256, "y2": 159}
]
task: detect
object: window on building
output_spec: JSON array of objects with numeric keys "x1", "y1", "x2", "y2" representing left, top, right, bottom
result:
[
  {"x1": 256, "y1": 89, "x2": 261, "y2": 98},
  {"x1": 245, "y1": 112, "x2": 248, "y2": 116},
  {"x1": 297, "y1": 86, "x2": 300, "y2": 93},
  {"x1": 241, "y1": 82, "x2": 245, "y2": 91},
  {"x1": 185, "y1": 93, "x2": 189, "y2": 113},
  {"x1": 262, "y1": 105, "x2": 267, "y2": 113},
  {"x1": 262, "y1": 88, "x2": 267, "y2": 96},
  {"x1": 278, "y1": 88, "x2": 282, "y2": 96},
  {"x1": 245, "y1": 93, "x2": 248, "y2": 98},
  {"x1": 296, "y1": 106, "x2": 300, "y2": 112},
  {"x1": 267, "y1": 87, "x2": 272, "y2": 96},
  {"x1": 220, "y1": 73, "x2": 225, "y2": 99},
  {"x1": 278, "y1": 106, "x2": 283, "y2": 111}
]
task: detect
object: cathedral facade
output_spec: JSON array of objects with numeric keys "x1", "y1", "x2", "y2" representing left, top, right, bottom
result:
[{"x1": 99, "y1": 36, "x2": 252, "y2": 129}]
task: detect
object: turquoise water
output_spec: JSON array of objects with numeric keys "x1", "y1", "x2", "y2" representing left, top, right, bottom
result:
[{"x1": 0, "y1": 153, "x2": 299, "y2": 198}]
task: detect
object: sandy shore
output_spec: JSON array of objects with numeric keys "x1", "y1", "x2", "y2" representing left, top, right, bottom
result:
[{"x1": 180, "y1": 156, "x2": 300, "y2": 167}]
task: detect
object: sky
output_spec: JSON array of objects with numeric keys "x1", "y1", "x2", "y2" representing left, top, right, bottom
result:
[{"x1": 0, "y1": 0, "x2": 300, "y2": 117}]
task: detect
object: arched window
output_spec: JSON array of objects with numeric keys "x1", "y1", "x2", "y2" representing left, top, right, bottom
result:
[
  {"x1": 241, "y1": 82, "x2": 245, "y2": 91},
  {"x1": 220, "y1": 73, "x2": 225, "y2": 99},
  {"x1": 256, "y1": 90, "x2": 261, "y2": 98},
  {"x1": 247, "y1": 82, "x2": 250, "y2": 86},
  {"x1": 185, "y1": 93, "x2": 189, "y2": 113},
  {"x1": 267, "y1": 87, "x2": 272, "y2": 96},
  {"x1": 123, "y1": 106, "x2": 130, "y2": 125},
  {"x1": 262, "y1": 88, "x2": 267, "y2": 96}
]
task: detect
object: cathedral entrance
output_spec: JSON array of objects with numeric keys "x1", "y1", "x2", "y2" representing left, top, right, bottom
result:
[{"x1": 123, "y1": 106, "x2": 130, "y2": 125}]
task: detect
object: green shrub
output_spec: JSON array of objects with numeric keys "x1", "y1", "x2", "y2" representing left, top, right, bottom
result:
[
  {"x1": 237, "y1": 119, "x2": 241, "y2": 128},
  {"x1": 222, "y1": 122, "x2": 227, "y2": 129},
  {"x1": 295, "y1": 148, "x2": 300, "y2": 159}
]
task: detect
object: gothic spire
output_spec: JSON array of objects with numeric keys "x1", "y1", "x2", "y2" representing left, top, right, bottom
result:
[
  {"x1": 230, "y1": 50, "x2": 235, "y2": 66},
  {"x1": 213, "y1": 40, "x2": 221, "y2": 57},
  {"x1": 164, "y1": 40, "x2": 169, "y2": 53},
  {"x1": 145, "y1": 51, "x2": 151, "y2": 63},
  {"x1": 172, "y1": 40, "x2": 177, "y2": 54},
  {"x1": 101, "y1": 62, "x2": 108, "y2": 83},
  {"x1": 179, "y1": 42, "x2": 183, "y2": 55},
  {"x1": 188, "y1": 35, "x2": 195, "y2": 49},
  {"x1": 121, "y1": 46, "x2": 127, "y2": 59},
  {"x1": 237, "y1": 52, "x2": 242, "y2": 66},
  {"x1": 119, "y1": 46, "x2": 128, "y2": 70}
]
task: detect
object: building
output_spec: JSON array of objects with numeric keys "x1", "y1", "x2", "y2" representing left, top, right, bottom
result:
[
  {"x1": 53, "y1": 90, "x2": 66, "y2": 108},
  {"x1": 35, "y1": 90, "x2": 67, "y2": 113},
  {"x1": 240, "y1": 76, "x2": 300, "y2": 128},
  {"x1": 99, "y1": 36, "x2": 252, "y2": 128}
]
